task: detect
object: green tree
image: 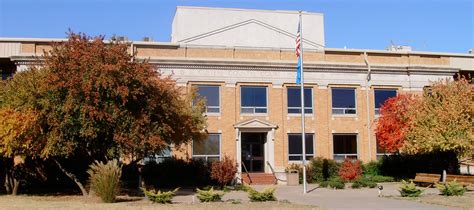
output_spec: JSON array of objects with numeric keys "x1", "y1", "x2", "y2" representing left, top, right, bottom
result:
[
  {"x1": 403, "y1": 78, "x2": 473, "y2": 158},
  {"x1": 0, "y1": 32, "x2": 207, "y2": 196}
]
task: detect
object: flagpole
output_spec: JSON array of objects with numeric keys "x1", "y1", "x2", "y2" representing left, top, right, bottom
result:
[{"x1": 299, "y1": 11, "x2": 307, "y2": 194}]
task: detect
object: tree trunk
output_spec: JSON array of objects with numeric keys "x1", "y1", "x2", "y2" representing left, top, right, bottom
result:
[
  {"x1": 53, "y1": 159, "x2": 88, "y2": 196},
  {"x1": 11, "y1": 178, "x2": 19, "y2": 195}
]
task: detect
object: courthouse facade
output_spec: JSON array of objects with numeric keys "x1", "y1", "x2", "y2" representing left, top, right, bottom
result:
[{"x1": 1, "y1": 7, "x2": 473, "y2": 182}]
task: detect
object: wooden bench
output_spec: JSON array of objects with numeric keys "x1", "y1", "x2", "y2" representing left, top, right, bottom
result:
[
  {"x1": 445, "y1": 174, "x2": 474, "y2": 189},
  {"x1": 412, "y1": 173, "x2": 441, "y2": 186}
]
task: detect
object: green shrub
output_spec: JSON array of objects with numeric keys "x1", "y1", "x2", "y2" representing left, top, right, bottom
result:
[
  {"x1": 370, "y1": 175, "x2": 395, "y2": 183},
  {"x1": 143, "y1": 188, "x2": 179, "y2": 204},
  {"x1": 141, "y1": 158, "x2": 214, "y2": 188},
  {"x1": 196, "y1": 187, "x2": 224, "y2": 202},
  {"x1": 328, "y1": 177, "x2": 345, "y2": 189},
  {"x1": 352, "y1": 177, "x2": 376, "y2": 188},
  {"x1": 363, "y1": 161, "x2": 381, "y2": 176},
  {"x1": 319, "y1": 181, "x2": 329, "y2": 188},
  {"x1": 436, "y1": 180, "x2": 467, "y2": 196},
  {"x1": 308, "y1": 157, "x2": 341, "y2": 182},
  {"x1": 87, "y1": 159, "x2": 122, "y2": 203},
  {"x1": 398, "y1": 180, "x2": 423, "y2": 197},
  {"x1": 351, "y1": 182, "x2": 362, "y2": 189},
  {"x1": 247, "y1": 187, "x2": 276, "y2": 202}
]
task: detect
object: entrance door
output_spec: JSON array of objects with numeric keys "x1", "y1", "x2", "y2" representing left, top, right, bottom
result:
[{"x1": 241, "y1": 132, "x2": 265, "y2": 172}]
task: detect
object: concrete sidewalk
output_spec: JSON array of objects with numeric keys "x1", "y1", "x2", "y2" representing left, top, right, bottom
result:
[
  {"x1": 250, "y1": 183, "x2": 458, "y2": 210},
  {"x1": 172, "y1": 183, "x2": 460, "y2": 210}
]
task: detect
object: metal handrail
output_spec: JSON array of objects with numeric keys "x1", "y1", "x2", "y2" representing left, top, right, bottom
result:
[
  {"x1": 241, "y1": 161, "x2": 252, "y2": 184},
  {"x1": 266, "y1": 161, "x2": 286, "y2": 183}
]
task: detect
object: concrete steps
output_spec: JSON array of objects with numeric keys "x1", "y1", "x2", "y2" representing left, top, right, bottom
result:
[{"x1": 242, "y1": 173, "x2": 276, "y2": 185}]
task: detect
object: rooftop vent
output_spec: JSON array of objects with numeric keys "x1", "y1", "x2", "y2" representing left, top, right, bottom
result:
[
  {"x1": 142, "y1": 37, "x2": 153, "y2": 42},
  {"x1": 387, "y1": 45, "x2": 412, "y2": 52},
  {"x1": 111, "y1": 35, "x2": 128, "y2": 42}
]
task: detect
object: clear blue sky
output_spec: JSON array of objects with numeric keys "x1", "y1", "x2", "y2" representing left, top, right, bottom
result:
[{"x1": 1, "y1": 0, "x2": 473, "y2": 53}]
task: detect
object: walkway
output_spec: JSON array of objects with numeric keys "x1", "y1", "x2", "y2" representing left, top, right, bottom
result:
[{"x1": 172, "y1": 183, "x2": 459, "y2": 210}]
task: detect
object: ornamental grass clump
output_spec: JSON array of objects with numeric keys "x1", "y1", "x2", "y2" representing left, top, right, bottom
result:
[
  {"x1": 196, "y1": 187, "x2": 224, "y2": 202},
  {"x1": 398, "y1": 180, "x2": 423, "y2": 197},
  {"x1": 247, "y1": 187, "x2": 276, "y2": 202},
  {"x1": 143, "y1": 188, "x2": 179, "y2": 204},
  {"x1": 436, "y1": 180, "x2": 467, "y2": 196},
  {"x1": 87, "y1": 159, "x2": 122, "y2": 203}
]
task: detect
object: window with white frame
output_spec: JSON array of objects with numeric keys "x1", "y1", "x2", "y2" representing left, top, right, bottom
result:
[
  {"x1": 287, "y1": 87, "x2": 313, "y2": 114},
  {"x1": 142, "y1": 147, "x2": 172, "y2": 164},
  {"x1": 192, "y1": 134, "x2": 220, "y2": 162},
  {"x1": 333, "y1": 134, "x2": 358, "y2": 161},
  {"x1": 194, "y1": 85, "x2": 220, "y2": 113},
  {"x1": 241, "y1": 86, "x2": 267, "y2": 114},
  {"x1": 332, "y1": 88, "x2": 356, "y2": 115},
  {"x1": 288, "y1": 134, "x2": 314, "y2": 161},
  {"x1": 374, "y1": 89, "x2": 397, "y2": 115}
]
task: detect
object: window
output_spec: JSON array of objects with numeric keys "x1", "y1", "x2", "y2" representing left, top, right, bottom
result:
[
  {"x1": 1, "y1": 70, "x2": 12, "y2": 80},
  {"x1": 142, "y1": 147, "x2": 172, "y2": 164},
  {"x1": 288, "y1": 134, "x2": 314, "y2": 161},
  {"x1": 194, "y1": 85, "x2": 220, "y2": 113},
  {"x1": 192, "y1": 134, "x2": 220, "y2": 162},
  {"x1": 241, "y1": 86, "x2": 267, "y2": 114},
  {"x1": 332, "y1": 88, "x2": 356, "y2": 115},
  {"x1": 287, "y1": 87, "x2": 313, "y2": 114},
  {"x1": 333, "y1": 134, "x2": 358, "y2": 161},
  {"x1": 374, "y1": 89, "x2": 397, "y2": 115}
]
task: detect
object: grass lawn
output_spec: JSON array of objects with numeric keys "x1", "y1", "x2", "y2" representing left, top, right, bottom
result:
[
  {"x1": 0, "y1": 195, "x2": 322, "y2": 210},
  {"x1": 389, "y1": 191, "x2": 474, "y2": 210}
]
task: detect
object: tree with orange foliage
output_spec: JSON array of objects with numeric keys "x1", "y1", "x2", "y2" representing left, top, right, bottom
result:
[
  {"x1": 376, "y1": 78, "x2": 473, "y2": 159},
  {"x1": 375, "y1": 94, "x2": 418, "y2": 153},
  {"x1": 0, "y1": 32, "x2": 207, "y2": 196}
]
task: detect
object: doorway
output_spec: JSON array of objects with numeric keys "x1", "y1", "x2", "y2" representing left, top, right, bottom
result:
[{"x1": 241, "y1": 132, "x2": 266, "y2": 172}]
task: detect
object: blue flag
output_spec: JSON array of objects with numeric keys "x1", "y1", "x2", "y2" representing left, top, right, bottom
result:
[{"x1": 296, "y1": 57, "x2": 302, "y2": 84}]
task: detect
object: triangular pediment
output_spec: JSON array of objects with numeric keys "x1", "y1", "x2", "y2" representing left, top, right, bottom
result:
[
  {"x1": 178, "y1": 19, "x2": 323, "y2": 50},
  {"x1": 234, "y1": 118, "x2": 278, "y2": 129}
]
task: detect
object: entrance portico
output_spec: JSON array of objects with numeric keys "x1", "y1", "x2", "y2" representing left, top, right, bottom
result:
[{"x1": 234, "y1": 118, "x2": 278, "y2": 180}]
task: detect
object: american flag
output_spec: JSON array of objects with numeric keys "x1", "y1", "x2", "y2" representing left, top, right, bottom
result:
[
  {"x1": 295, "y1": 22, "x2": 302, "y2": 84},
  {"x1": 295, "y1": 24, "x2": 301, "y2": 57}
]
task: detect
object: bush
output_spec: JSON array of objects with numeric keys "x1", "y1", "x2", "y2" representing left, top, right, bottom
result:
[
  {"x1": 141, "y1": 158, "x2": 214, "y2": 188},
  {"x1": 369, "y1": 175, "x2": 395, "y2": 183},
  {"x1": 379, "y1": 152, "x2": 459, "y2": 179},
  {"x1": 363, "y1": 161, "x2": 381, "y2": 176},
  {"x1": 399, "y1": 180, "x2": 423, "y2": 197},
  {"x1": 351, "y1": 182, "x2": 362, "y2": 189},
  {"x1": 196, "y1": 187, "x2": 224, "y2": 202},
  {"x1": 211, "y1": 156, "x2": 237, "y2": 187},
  {"x1": 143, "y1": 188, "x2": 179, "y2": 204},
  {"x1": 87, "y1": 160, "x2": 122, "y2": 203},
  {"x1": 352, "y1": 177, "x2": 377, "y2": 188},
  {"x1": 328, "y1": 177, "x2": 345, "y2": 189},
  {"x1": 319, "y1": 181, "x2": 329, "y2": 188},
  {"x1": 247, "y1": 187, "x2": 276, "y2": 202},
  {"x1": 338, "y1": 159, "x2": 363, "y2": 182},
  {"x1": 436, "y1": 180, "x2": 467, "y2": 196},
  {"x1": 308, "y1": 157, "x2": 341, "y2": 182}
]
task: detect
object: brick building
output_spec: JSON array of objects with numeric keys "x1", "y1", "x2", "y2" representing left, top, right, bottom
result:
[{"x1": 0, "y1": 7, "x2": 473, "y2": 183}]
